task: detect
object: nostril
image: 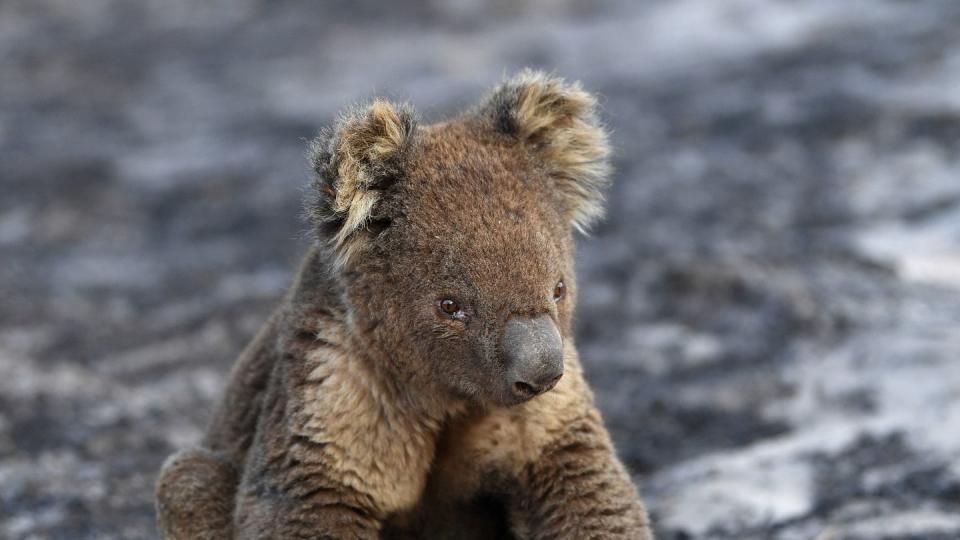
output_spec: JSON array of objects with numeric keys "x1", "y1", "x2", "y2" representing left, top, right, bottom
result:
[
  {"x1": 544, "y1": 372, "x2": 562, "y2": 388},
  {"x1": 513, "y1": 381, "x2": 538, "y2": 397}
]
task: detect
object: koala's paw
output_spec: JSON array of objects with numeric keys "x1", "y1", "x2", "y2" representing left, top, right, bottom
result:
[{"x1": 156, "y1": 447, "x2": 237, "y2": 540}]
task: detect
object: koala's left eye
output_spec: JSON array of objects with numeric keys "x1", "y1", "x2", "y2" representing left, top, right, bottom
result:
[{"x1": 553, "y1": 280, "x2": 566, "y2": 301}]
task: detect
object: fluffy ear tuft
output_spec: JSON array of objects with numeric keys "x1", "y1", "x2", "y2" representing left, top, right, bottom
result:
[
  {"x1": 308, "y1": 99, "x2": 416, "y2": 264},
  {"x1": 479, "y1": 70, "x2": 611, "y2": 232}
]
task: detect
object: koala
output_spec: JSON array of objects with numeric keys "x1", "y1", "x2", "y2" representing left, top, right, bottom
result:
[{"x1": 155, "y1": 70, "x2": 652, "y2": 539}]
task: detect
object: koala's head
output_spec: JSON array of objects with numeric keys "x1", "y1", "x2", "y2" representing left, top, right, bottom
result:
[{"x1": 308, "y1": 70, "x2": 610, "y2": 408}]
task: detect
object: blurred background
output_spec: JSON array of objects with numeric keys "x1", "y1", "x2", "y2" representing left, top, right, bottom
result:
[{"x1": 2, "y1": 0, "x2": 960, "y2": 538}]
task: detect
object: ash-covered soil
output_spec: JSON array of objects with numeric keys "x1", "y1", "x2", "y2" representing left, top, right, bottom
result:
[{"x1": 2, "y1": 1, "x2": 960, "y2": 538}]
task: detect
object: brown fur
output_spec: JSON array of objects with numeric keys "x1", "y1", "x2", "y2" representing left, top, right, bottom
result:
[{"x1": 156, "y1": 71, "x2": 651, "y2": 539}]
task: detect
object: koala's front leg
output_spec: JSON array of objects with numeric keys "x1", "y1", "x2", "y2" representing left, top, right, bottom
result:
[
  {"x1": 230, "y1": 364, "x2": 421, "y2": 539},
  {"x1": 514, "y1": 410, "x2": 652, "y2": 539},
  {"x1": 234, "y1": 465, "x2": 384, "y2": 540},
  {"x1": 232, "y1": 407, "x2": 390, "y2": 539}
]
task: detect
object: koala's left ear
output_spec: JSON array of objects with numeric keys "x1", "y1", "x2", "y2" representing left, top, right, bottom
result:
[
  {"x1": 308, "y1": 99, "x2": 417, "y2": 264},
  {"x1": 477, "y1": 70, "x2": 611, "y2": 233}
]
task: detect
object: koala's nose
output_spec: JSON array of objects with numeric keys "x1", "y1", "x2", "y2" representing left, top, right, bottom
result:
[{"x1": 502, "y1": 315, "x2": 564, "y2": 401}]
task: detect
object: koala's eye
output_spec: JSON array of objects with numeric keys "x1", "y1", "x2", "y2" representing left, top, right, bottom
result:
[
  {"x1": 553, "y1": 280, "x2": 566, "y2": 301},
  {"x1": 439, "y1": 299, "x2": 461, "y2": 315},
  {"x1": 437, "y1": 298, "x2": 470, "y2": 324}
]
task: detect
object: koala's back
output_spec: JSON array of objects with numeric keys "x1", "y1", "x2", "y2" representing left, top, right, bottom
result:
[
  {"x1": 203, "y1": 314, "x2": 281, "y2": 462},
  {"x1": 155, "y1": 314, "x2": 279, "y2": 539},
  {"x1": 157, "y1": 250, "x2": 342, "y2": 537}
]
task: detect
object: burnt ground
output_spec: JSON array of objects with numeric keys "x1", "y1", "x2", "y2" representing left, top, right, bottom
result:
[{"x1": 2, "y1": 1, "x2": 960, "y2": 538}]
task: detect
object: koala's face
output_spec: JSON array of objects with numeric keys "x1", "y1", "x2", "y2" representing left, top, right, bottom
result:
[
  {"x1": 366, "y1": 124, "x2": 577, "y2": 406},
  {"x1": 310, "y1": 71, "x2": 609, "y2": 408}
]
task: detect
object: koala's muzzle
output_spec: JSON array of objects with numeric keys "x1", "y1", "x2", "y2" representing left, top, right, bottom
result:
[{"x1": 502, "y1": 315, "x2": 564, "y2": 402}]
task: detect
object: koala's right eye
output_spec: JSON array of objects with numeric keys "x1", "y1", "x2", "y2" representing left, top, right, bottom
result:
[{"x1": 436, "y1": 299, "x2": 469, "y2": 323}]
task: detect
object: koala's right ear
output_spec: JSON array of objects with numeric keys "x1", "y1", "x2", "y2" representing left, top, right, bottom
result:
[{"x1": 307, "y1": 99, "x2": 417, "y2": 266}]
